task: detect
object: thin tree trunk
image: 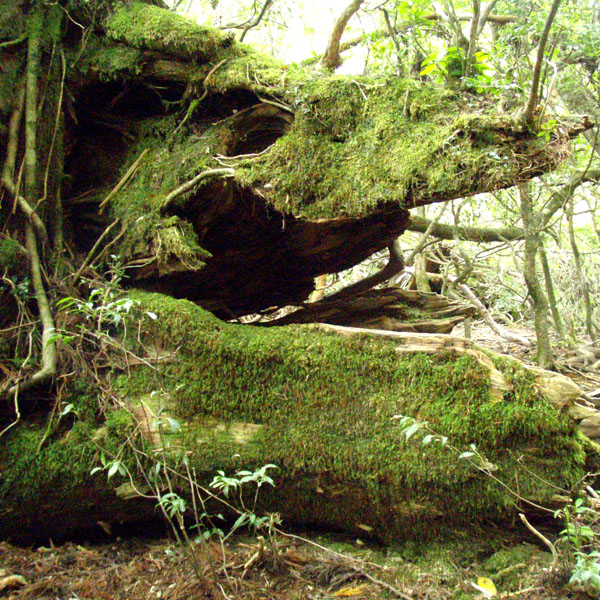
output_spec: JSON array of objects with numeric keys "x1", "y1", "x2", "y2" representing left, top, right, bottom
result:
[
  {"x1": 7, "y1": 6, "x2": 57, "y2": 398},
  {"x1": 519, "y1": 185, "x2": 554, "y2": 368},
  {"x1": 321, "y1": 0, "x2": 365, "y2": 70},
  {"x1": 463, "y1": 0, "x2": 481, "y2": 82},
  {"x1": 524, "y1": 0, "x2": 563, "y2": 125},
  {"x1": 538, "y1": 240, "x2": 565, "y2": 339},
  {"x1": 415, "y1": 253, "x2": 432, "y2": 293},
  {"x1": 567, "y1": 197, "x2": 595, "y2": 340}
]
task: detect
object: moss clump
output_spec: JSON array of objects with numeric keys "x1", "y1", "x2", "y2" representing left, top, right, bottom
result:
[
  {"x1": 108, "y1": 291, "x2": 586, "y2": 540},
  {"x1": 0, "y1": 238, "x2": 26, "y2": 274},
  {"x1": 106, "y1": 2, "x2": 232, "y2": 61},
  {"x1": 102, "y1": 115, "x2": 219, "y2": 269},
  {"x1": 483, "y1": 543, "x2": 553, "y2": 591},
  {"x1": 76, "y1": 35, "x2": 144, "y2": 81},
  {"x1": 203, "y1": 46, "x2": 306, "y2": 95},
  {"x1": 234, "y1": 76, "x2": 550, "y2": 219},
  {"x1": 0, "y1": 421, "x2": 97, "y2": 506}
]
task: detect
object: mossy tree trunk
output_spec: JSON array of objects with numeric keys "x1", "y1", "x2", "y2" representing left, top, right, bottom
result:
[
  {"x1": 518, "y1": 184, "x2": 554, "y2": 369},
  {"x1": 0, "y1": 291, "x2": 597, "y2": 545}
]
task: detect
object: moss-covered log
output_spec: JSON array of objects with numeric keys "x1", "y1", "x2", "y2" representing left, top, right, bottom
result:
[
  {"x1": 21, "y1": 1, "x2": 582, "y2": 317},
  {"x1": 1, "y1": 292, "x2": 597, "y2": 545}
]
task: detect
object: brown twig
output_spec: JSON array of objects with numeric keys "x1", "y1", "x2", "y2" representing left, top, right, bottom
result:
[
  {"x1": 519, "y1": 513, "x2": 558, "y2": 569},
  {"x1": 98, "y1": 149, "x2": 149, "y2": 213}
]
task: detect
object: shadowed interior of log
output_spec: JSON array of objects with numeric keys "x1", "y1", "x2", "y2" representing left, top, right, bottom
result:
[{"x1": 149, "y1": 183, "x2": 410, "y2": 317}]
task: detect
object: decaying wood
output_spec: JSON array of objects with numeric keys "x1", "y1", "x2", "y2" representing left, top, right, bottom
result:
[
  {"x1": 319, "y1": 323, "x2": 594, "y2": 433},
  {"x1": 268, "y1": 287, "x2": 475, "y2": 334}
]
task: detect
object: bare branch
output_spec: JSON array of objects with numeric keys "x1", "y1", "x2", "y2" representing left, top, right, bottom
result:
[
  {"x1": 239, "y1": 0, "x2": 275, "y2": 43},
  {"x1": 524, "y1": 0, "x2": 563, "y2": 125},
  {"x1": 321, "y1": 0, "x2": 365, "y2": 70},
  {"x1": 305, "y1": 11, "x2": 515, "y2": 67},
  {"x1": 406, "y1": 168, "x2": 600, "y2": 243},
  {"x1": 477, "y1": 0, "x2": 498, "y2": 34}
]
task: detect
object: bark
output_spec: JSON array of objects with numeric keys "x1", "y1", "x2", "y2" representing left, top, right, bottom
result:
[
  {"x1": 0, "y1": 1, "x2": 597, "y2": 547},
  {"x1": 406, "y1": 168, "x2": 600, "y2": 244},
  {"x1": 265, "y1": 286, "x2": 475, "y2": 332},
  {"x1": 519, "y1": 185, "x2": 554, "y2": 368},
  {"x1": 538, "y1": 240, "x2": 565, "y2": 339},
  {"x1": 524, "y1": 0, "x2": 563, "y2": 125},
  {"x1": 321, "y1": 0, "x2": 365, "y2": 70},
  {"x1": 5, "y1": 6, "x2": 57, "y2": 398},
  {"x1": 463, "y1": 0, "x2": 481, "y2": 83},
  {"x1": 414, "y1": 253, "x2": 433, "y2": 293}
]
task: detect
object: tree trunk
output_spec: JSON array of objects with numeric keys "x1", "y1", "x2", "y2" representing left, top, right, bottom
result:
[
  {"x1": 538, "y1": 240, "x2": 565, "y2": 339},
  {"x1": 0, "y1": 1, "x2": 596, "y2": 548},
  {"x1": 519, "y1": 184, "x2": 554, "y2": 368},
  {"x1": 0, "y1": 291, "x2": 596, "y2": 545}
]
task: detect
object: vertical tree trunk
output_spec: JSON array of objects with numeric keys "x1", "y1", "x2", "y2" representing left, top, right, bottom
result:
[
  {"x1": 414, "y1": 253, "x2": 433, "y2": 292},
  {"x1": 519, "y1": 185, "x2": 554, "y2": 368},
  {"x1": 566, "y1": 198, "x2": 595, "y2": 340},
  {"x1": 538, "y1": 240, "x2": 565, "y2": 339}
]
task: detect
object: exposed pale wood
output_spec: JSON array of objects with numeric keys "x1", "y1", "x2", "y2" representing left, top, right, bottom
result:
[{"x1": 318, "y1": 324, "x2": 589, "y2": 424}]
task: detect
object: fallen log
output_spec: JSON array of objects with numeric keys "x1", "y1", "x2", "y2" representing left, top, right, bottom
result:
[
  {"x1": 0, "y1": 292, "x2": 597, "y2": 545},
  {"x1": 265, "y1": 287, "x2": 476, "y2": 334}
]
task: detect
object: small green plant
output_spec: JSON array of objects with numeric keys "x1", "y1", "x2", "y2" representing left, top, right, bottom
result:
[
  {"x1": 210, "y1": 464, "x2": 279, "y2": 540},
  {"x1": 90, "y1": 450, "x2": 128, "y2": 481},
  {"x1": 392, "y1": 414, "x2": 497, "y2": 472},
  {"x1": 556, "y1": 497, "x2": 597, "y2": 552},
  {"x1": 57, "y1": 255, "x2": 157, "y2": 337},
  {"x1": 536, "y1": 117, "x2": 558, "y2": 141},
  {"x1": 569, "y1": 551, "x2": 600, "y2": 594},
  {"x1": 554, "y1": 489, "x2": 600, "y2": 594}
]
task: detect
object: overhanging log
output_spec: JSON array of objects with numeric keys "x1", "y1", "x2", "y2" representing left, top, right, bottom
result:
[{"x1": 54, "y1": 2, "x2": 592, "y2": 316}]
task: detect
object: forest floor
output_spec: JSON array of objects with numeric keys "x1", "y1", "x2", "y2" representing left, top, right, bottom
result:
[
  {"x1": 1, "y1": 321, "x2": 597, "y2": 600},
  {"x1": 0, "y1": 525, "x2": 577, "y2": 600}
]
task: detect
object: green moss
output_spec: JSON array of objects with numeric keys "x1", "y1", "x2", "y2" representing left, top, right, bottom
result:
[
  {"x1": 483, "y1": 543, "x2": 553, "y2": 591},
  {"x1": 0, "y1": 421, "x2": 97, "y2": 506},
  {"x1": 203, "y1": 46, "x2": 305, "y2": 94},
  {"x1": 0, "y1": 238, "x2": 25, "y2": 273},
  {"x1": 105, "y1": 291, "x2": 586, "y2": 540},
  {"x1": 64, "y1": 380, "x2": 101, "y2": 424},
  {"x1": 0, "y1": 53, "x2": 22, "y2": 119},
  {"x1": 101, "y1": 115, "x2": 220, "y2": 269},
  {"x1": 76, "y1": 35, "x2": 144, "y2": 81},
  {"x1": 232, "y1": 76, "x2": 550, "y2": 219},
  {"x1": 104, "y1": 408, "x2": 134, "y2": 437},
  {"x1": 106, "y1": 2, "x2": 232, "y2": 61}
]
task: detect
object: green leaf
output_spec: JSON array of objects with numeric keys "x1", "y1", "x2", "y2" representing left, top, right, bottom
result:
[
  {"x1": 107, "y1": 461, "x2": 121, "y2": 480},
  {"x1": 167, "y1": 417, "x2": 181, "y2": 433},
  {"x1": 404, "y1": 422, "x2": 421, "y2": 440},
  {"x1": 59, "y1": 403, "x2": 75, "y2": 417},
  {"x1": 419, "y1": 62, "x2": 437, "y2": 76}
]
